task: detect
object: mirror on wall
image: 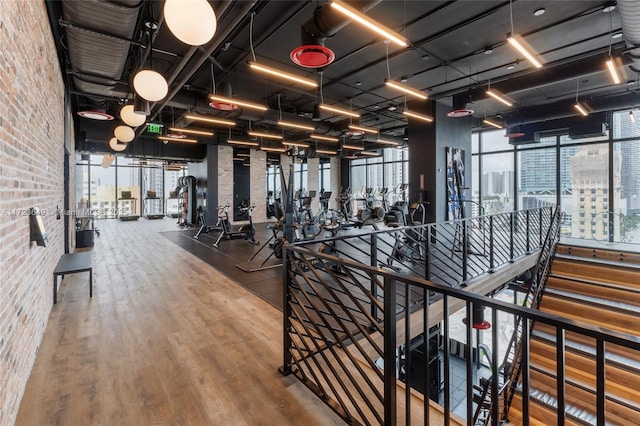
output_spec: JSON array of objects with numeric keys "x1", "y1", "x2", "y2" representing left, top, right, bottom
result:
[
  {"x1": 265, "y1": 153, "x2": 281, "y2": 219},
  {"x1": 233, "y1": 148, "x2": 251, "y2": 221}
]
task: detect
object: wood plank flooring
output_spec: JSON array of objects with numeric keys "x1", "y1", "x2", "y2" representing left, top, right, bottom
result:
[{"x1": 16, "y1": 218, "x2": 344, "y2": 425}]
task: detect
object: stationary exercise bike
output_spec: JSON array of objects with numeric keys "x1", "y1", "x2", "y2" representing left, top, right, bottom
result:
[{"x1": 212, "y1": 204, "x2": 259, "y2": 248}]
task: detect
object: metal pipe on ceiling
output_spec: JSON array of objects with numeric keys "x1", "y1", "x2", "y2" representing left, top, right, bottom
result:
[{"x1": 617, "y1": 0, "x2": 640, "y2": 73}]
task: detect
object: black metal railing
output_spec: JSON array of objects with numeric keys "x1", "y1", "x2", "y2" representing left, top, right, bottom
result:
[
  {"x1": 293, "y1": 207, "x2": 553, "y2": 289},
  {"x1": 280, "y1": 208, "x2": 640, "y2": 425}
]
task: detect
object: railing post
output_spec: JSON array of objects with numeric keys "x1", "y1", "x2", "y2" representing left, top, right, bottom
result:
[
  {"x1": 371, "y1": 234, "x2": 379, "y2": 322},
  {"x1": 526, "y1": 210, "x2": 531, "y2": 253},
  {"x1": 596, "y1": 338, "x2": 605, "y2": 426},
  {"x1": 279, "y1": 246, "x2": 293, "y2": 376},
  {"x1": 425, "y1": 224, "x2": 432, "y2": 281},
  {"x1": 462, "y1": 220, "x2": 468, "y2": 284},
  {"x1": 521, "y1": 318, "x2": 530, "y2": 426},
  {"x1": 383, "y1": 276, "x2": 397, "y2": 425},
  {"x1": 509, "y1": 213, "x2": 515, "y2": 261},
  {"x1": 556, "y1": 327, "x2": 566, "y2": 426},
  {"x1": 489, "y1": 216, "x2": 495, "y2": 272},
  {"x1": 539, "y1": 208, "x2": 544, "y2": 247}
]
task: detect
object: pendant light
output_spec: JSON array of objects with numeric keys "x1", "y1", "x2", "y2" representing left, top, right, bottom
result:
[
  {"x1": 574, "y1": 79, "x2": 589, "y2": 117},
  {"x1": 109, "y1": 137, "x2": 127, "y2": 152},
  {"x1": 133, "y1": 21, "x2": 168, "y2": 102},
  {"x1": 164, "y1": 0, "x2": 217, "y2": 46},
  {"x1": 133, "y1": 94, "x2": 150, "y2": 116},
  {"x1": 383, "y1": 42, "x2": 427, "y2": 100},
  {"x1": 605, "y1": 9, "x2": 621, "y2": 85},
  {"x1": 506, "y1": 0, "x2": 543, "y2": 69},
  {"x1": 120, "y1": 104, "x2": 146, "y2": 127},
  {"x1": 114, "y1": 125, "x2": 135, "y2": 143}
]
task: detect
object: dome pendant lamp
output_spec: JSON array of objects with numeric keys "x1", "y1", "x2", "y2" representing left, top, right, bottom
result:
[
  {"x1": 120, "y1": 104, "x2": 146, "y2": 127},
  {"x1": 133, "y1": 21, "x2": 168, "y2": 102},
  {"x1": 164, "y1": 0, "x2": 217, "y2": 46}
]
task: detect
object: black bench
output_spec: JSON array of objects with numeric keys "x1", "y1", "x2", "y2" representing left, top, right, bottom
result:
[{"x1": 53, "y1": 252, "x2": 93, "y2": 304}]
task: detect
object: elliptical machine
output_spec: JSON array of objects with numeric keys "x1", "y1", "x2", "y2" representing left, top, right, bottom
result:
[{"x1": 213, "y1": 204, "x2": 259, "y2": 248}]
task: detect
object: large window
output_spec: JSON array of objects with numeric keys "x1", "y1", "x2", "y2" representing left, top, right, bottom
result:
[
  {"x1": 350, "y1": 148, "x2": 408, "y2": 200},
  {"x1": 88, "y1": 154, "x2": 116, "y2": 218},
  {"x1": 116, "y1": 157, "x2": 141, "y2": 216},
  {"x1": 471, "y1": 109, "x2": 640, "y2": 249},
  {"x1": 320, "y1": 159, "x2": 331, "y2": 193}
]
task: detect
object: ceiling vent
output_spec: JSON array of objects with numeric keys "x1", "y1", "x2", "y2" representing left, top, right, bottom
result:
[
  {"x1": 447, "y1": 93, "x2": 474, "y2": 117},
  {"x1": 568, "y1": 122, "x2": 607, "y2": 139}
]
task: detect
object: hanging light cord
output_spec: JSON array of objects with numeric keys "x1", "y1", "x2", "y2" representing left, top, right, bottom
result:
[
  {"x1": 319, "y1": 71, "x2": 324, "y2": 103},
  {"x1": 249, "y1": 12, "x2": 256, "y2": 62},
  {"x1": 488, "y1": 53, "x2": 492, "y2": 89},
  {"x1": 509, "y1": 0, "x2": 514, "y2": 36},
  {"x1": 278, "y1": 93, "x2": 282, "y2": 121},
  {"x1": 608, "y1": 12, "x2": 613, "y2": 57},
  {"x1": 386, "y1": 42, "x2": 391, "y2": 79},
  {"x1": 210, "y1": 63, "x2": 216, "y2": 94},
  {"x1": 575, "y1": 79, "x2": 579, "y2": 102}
]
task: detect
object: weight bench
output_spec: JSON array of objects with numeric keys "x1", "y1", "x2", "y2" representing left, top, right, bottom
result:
[{"x1": 53, "y1": 252, "x2": 93, "y2": 304}]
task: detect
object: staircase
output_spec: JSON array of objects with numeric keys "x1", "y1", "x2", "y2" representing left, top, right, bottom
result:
[{"x1": 507, "y1": 245, "x2": 640, "y2": 425}]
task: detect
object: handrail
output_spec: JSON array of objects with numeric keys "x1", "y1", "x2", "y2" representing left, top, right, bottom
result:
[{"x1": 280, "y1": 207, "x2": 640, "y2": 425}]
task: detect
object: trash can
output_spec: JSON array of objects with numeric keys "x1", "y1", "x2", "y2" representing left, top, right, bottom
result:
[{"x1": 76, "y1": 230, "x2": 94, "y2": 248}]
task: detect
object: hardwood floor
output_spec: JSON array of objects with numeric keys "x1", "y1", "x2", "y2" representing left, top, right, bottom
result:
[{"x1": 16, "y1": 218, "x2": 344, "y2": 425}]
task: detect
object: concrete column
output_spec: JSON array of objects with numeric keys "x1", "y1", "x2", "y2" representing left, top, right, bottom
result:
[
  {"x1": 408, "y1": 99, "x2": 472, "y2": 223},
  {"x1": 250, "y1": 149, "x2": 267, "y2": 221}
]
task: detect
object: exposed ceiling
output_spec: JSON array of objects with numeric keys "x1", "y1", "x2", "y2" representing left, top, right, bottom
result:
[{"x1": 46, "y1": 0, "x2": 640, "y2": 160}]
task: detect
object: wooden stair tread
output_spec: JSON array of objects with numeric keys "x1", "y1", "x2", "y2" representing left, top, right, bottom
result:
[
  {"x1": 555, "y1": 245, "x2": 640, "y2": 266},
  {"x1": 547, "y1": 275, "x2": 640, "y2": 306},
  {"x1": 508, "y1": 392, "x2": 585, "y2": 426},
  {"x1": 531, "y1": 328, "x2": 640, "y2": 372},
  {"x1": 539, "y1": 295, "x2": 640, "y2": 337},
  {"x1": 551, "y1": 258, "x2": 640, "y2": 288},
  {"x1": 528, "y1": 343, "x2": 640, "y2": 407},
  {"x1": 534, "y1": 323, "x2": 640, "y2": 366},
  {"x1": 544, "y1": 287, "x2": 640, "y2": 316}
]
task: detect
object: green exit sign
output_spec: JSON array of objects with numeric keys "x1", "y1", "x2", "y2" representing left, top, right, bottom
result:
[{"x1": 147, "y1": 123, "x2": 164, "y2": 134}]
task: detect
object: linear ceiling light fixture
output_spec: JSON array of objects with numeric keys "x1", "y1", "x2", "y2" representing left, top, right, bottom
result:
[
  {"x1": 486, "y1": 89, "x2": 513, "y2": 107},
  {"x1": 277, "y1": 120, "x2": 315, "y2": 131},
  {"x1": 208, "y1": 95, "x2": 267, "y2": 111},
  {"x1": 342, "y1": 143, "x2": 365, "y2": 150},
  {"x1": 247, "y1": 131, "x2": 283, "y2": 140},
  {"x1": 574, "y1": 79, "x2": 589, "y2": 117},
  {"x1": 185, "y1": 114, "x2": 236, "y2": 126},
  {"x1": 483, "y1": 118, "x2": 503, "y2": 129},
  {"x1": 605, "y1": 11, "x2": 621, "y2": 85},
  {"x1": 385, "y1": 79, "x2": 428, "y2": 100},
  {"x1": 360, "y1": 150, "x2": 380, "y2": 156},
  {"x1": 282, "y1": 141, "x2": 310, "y2": 148},
  {"x1": 228, "y1": 139, "x2": 259, "y2": 146},
  {"x1": 376, "y1": 138, "x2": 399, "y2": 146},
  {"x1": 630, "y1": 110, "x2": 636, "y2": 123},
  {"x1": 348, "y1": 124, "x2": 378, "y2": 134},
  {"x1": 330, "y1": 0, "x2": 408, "y2": 47},
  {"x1": 310, "y1": 134, "x2": 339, "y2": 142},
  {"x1": 316, "y1": 149, "x2": 337, "y2": 155},
  {"x1": 320, "y1": 104, "x2": 360, "y2": 118},
  {"x1": 261, "y1": 146, "x2": 287, "y2": 152},
  {"x1": 248, "y1": 61, "x2": 317, "y2": 88},
  {"x1": 506, "y1": 0, "x2": 543, "y2": 69},
  {"x1": 158, "y1": 136, "x2": 198, "y2": 143},
  {"x1": 168, "y1": 127, "x2": 214, "y2": 136},
  {"x1": 403, "y1": 110, "x2": 433, "y2": 122}
]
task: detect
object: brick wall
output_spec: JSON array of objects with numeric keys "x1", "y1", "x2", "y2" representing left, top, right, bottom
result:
[
  {"x1": 217, "y1": 145, "x2": 234, "y2": 218},
  {"x1": 0, "y1": 1, "x2": 67, "y2": 424},
  {"x1": 249, "y1": 149, "x2": 267, "y2": 221}
]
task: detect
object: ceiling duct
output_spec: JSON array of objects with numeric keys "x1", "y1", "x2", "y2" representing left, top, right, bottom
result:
[
  {"x1": 617, "y1": 0, "x2": 640, "y2": 73},
  {"x1": 504, "y1": 91, "x2": 640, "y2": 127},
  {"x1": 62, "y1": 0, "x2": 142, "y2": 97},
  {"x1": 291, "y1": 0, "x2": 382, "y2": 68}
]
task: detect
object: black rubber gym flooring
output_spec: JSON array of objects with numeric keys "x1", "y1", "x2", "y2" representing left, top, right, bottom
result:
[{"x1": 161, "y1": 223, "x2": 285, "y2": 310}]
